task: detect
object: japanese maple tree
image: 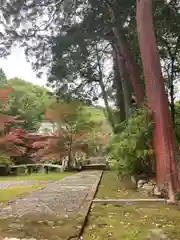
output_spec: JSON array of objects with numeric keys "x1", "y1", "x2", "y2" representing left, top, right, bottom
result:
[
  {"x1": 32, "y1": 101, "x2": 97, "y2": 166},
  {"x1": 0, "y1": 88, "x2": 29, "y2": 161}
]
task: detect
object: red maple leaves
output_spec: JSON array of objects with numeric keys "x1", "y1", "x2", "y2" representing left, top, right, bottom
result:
[
  {"x1": 0, "y1": 124, "x2": 29, "y2": 156},
  {"x1": 0, "y1": 87, "x2": 29, "y2": 157},
  {"x1": 0, "y1": 87, "x2": 12, "y2": 100}
]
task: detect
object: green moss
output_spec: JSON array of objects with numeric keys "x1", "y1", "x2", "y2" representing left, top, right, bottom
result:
[
  {"x1": 96, "y1": 171, "x2": 150, "y2": 199},
  {"x1": 0, "y1": 172, "x2": 74, "y2": 203},
  {"x1": 0, "y1": 172, "x2": 74, "y2": 181},
  {"x1": 0, "y1": 214, "x2": 84, "y2": 240},
  {"x1": 84, "y1": 203, "x2": 180, "y2": 240},
  {"x1": 0, "y1": 184, "x2": 45, "y2": 203},
  {"x1": 83, "y1": 171, "x2": 180, "y2": 240}
]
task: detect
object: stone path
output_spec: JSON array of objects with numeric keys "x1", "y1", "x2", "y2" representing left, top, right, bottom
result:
[{"x1": 0, "y1": 171, "x2": 103, "y2": 240}]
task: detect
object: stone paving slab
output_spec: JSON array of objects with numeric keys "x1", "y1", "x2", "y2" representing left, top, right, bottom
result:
[{"x1": 0, "y1": 171, "x2": 103, "y2": 240}]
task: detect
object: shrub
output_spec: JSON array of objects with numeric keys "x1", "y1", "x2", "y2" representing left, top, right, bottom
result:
[
  {"x1": 0, "y1": 154, "x2": 11, "y2": 164},
  {"x1": 0, "y1": 154, "x2": 12, "y2": 175},
  {"x1": 107, "y1": 107, "x2": 153, "y2": 178}
]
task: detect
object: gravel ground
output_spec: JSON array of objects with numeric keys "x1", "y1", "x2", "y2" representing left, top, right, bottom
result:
[{"x1": 0, "y1": 171, "x2": 102, "y2": 219}]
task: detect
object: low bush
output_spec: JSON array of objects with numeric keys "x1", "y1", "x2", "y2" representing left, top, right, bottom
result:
[{"x1": 107, "y1": 107, "x2": 154, "y2": 178}]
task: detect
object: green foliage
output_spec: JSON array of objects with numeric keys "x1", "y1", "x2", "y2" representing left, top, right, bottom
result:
[
  {"x1": 175, "y1": 101, "x2": 180, "y2": 143},
  {"x1": 107, "y1": 107, "x2": 153, "y2": 177},
  {"x1": 0, "y1": 69, "x2": 7, "y2": 85},
  {"x1": 0, "y1": 154, "x2": 11, "y2": 165},
  {"x1": 45, "y1": 101, "x2": 96, "y2": 134},
  {"x1": 1, "y1": 77, "x2": 52, "y2": 131},
  {"x1": 84, "y1": 106, "x2": 112, "y2": 133}
]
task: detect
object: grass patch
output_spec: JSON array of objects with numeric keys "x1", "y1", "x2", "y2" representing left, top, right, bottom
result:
[
  {"x1": 96, "y1": 171, "x2": 151, "y2": 199},
  {"x1": 0, "y1": 172, "x2": 74, "y2": 182},
  {"x1": 0, "y1": 184, "x2": 44, "y2": 203},
  {"x1": 83, "y1": 171, "x2": 180, "y2": 240},
  {"x1": 0, "y1": 172, "x2": 74, "y2": 203}
]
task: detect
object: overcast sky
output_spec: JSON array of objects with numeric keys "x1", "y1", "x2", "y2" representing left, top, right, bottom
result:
[
  {"x1": 0, "y1": 47, "x2": 106, "y2": 106},
  {"x1": 0, "y1": 47, "x2": 47, "y2": 87}
]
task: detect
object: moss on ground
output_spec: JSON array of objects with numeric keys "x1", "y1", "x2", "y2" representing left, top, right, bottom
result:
[
  {"x1": 0, "y1": 214, "x2": 84, "y2": 240},
  {"x1": 0, "y1": 172, "x2": 74, "y2": 181},
  {"x1": 0, "y1": 172, "x2": 74, "y2": 204},
  {"x1": 83, "y1": 171, "x2": 180, "y2": 240},
  {"x1": 0, "y1": 184, "x2": 45, "y2": 203},
  {"x1": 96, "y1": 171, "x2": 153, "y2": 199}
]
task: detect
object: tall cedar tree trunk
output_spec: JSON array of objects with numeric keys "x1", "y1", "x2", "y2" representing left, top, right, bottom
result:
[
  {"x1": 113, "y1": 45, "x2": 133, "y2": 117},
  {"x1": 112, "y1": 46, "x2": 126, "y2": 122},
  {"x1": 112, "y1": 27, "x2": 145, "y2": 105},
  {"x1": 136, "y1": 0, "x2": 180, "y2": 200}
]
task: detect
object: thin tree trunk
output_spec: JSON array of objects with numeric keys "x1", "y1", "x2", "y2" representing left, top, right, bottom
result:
[
  {"x1": 114, "y1": 46, "x2": 133, "y2": 117},
  {"x1": 162, "y1": 38, "x2": 179, "y2": 127},
  {"x1": 112, "y1": 46, "x2": 126, "y2": 122},
  {"x1": 170, "y1": 57, "x2": 175, "y2": 127},
  {"x1": 136, "y1": 0, "x2": 180, "y2": 200},
  {"x1": 95, "y1": 44, "x2": 116, "y2": 132},
  {"x1": 99, "y1": 79, "x2": 116, "y2": 132},
  {"x1": 112, "y1": 27, "x2": 145, "y2": 105},
  {"x1": 67, "y1": 135, "x2": 73, "y2": 169}
]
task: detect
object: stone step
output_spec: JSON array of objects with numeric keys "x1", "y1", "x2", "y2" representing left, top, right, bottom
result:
[{"x1": 82, "y1": 164, "x2": 107, "y2": 170}]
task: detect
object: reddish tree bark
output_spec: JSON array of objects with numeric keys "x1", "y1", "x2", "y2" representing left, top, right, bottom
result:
[
  {"x1": 136, "y1": 0, "x2": 180, "y2": 199},
  {"x1": 112, "y1": 27, "x2": 145, "y2": 105}
]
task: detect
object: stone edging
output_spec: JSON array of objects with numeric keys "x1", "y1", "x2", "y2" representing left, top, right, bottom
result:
[
  {"x1": 93, "y1": 198, "x2": 172, "y2": 204},
  {"x1": 77, "y1": 171, "x2": 104, "y2": 240}
]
